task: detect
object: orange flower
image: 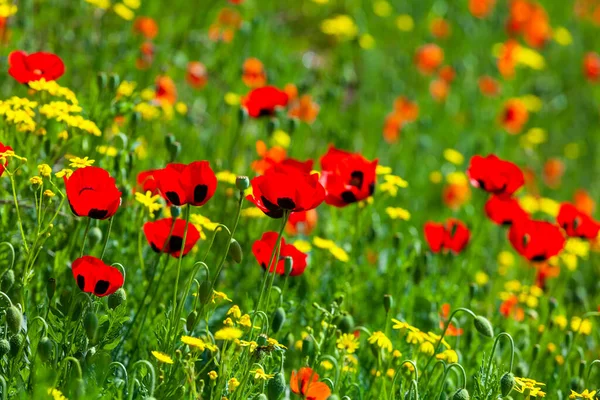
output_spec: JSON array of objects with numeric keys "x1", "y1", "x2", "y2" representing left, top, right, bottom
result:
[
  {"x1": 500, "y1": 98, "x2": 528, "y2": 134},
  {"x1": 535, "y1": 262, "x2": 560, "y2": 289},
  {"x1": 242, "y1": 58, "x2": 267, "y2": 88},
  {"x1": 284, "y1": 83, "x2": 298, "y2": 102},
  {"x1": 133, "y1": 17, "x2": 158, "y2": 39},
  {"x1": 500, "y1": 295, "x2": 525, "y2": 321},
  {"x1": 573, "y1": 189, "x2": 595, "y2": 215},
  {"x1": 430, "y1": 79, "x2": 449, "y2": 102},
  {"x1": 523, "y1": 5, "x2": 551, "y2": 48},
  {"x1": 286, "y1": 209, "x2": 318, "y2": 235},
  {"x1": 583, "y1": 52, "x2": 600, "y2": 82},
  {"x1": 438, "y1": 65, "x2": 456, "y2": 83},
  {"x1": 469, "y1": 0, "x2": 496, "y2": 18},
  {"x1": 542, "y1": 158, "x2": 565, "y2": 188},
  {"x1": 478, "y1": 75, "x2": 501, "y2": 97},
  {"x1": 383, "y1": 112, "x2": 403, "y2": 144},
  {"x1": 209, "y1": 8, "x2": 242, "y2": 43},
  {"x1": 135, "y1": 41, "x2": 154, "y2": 70},
  {"x1": 497, "y1": 39, "x2": 519, "y2": 79},
  {"x1": 393, "y1": 97, "x2": 419, "y2": 122},
  {"x1": 442, "y1": 182, "x2": 471, "y2": 210},
  {"x1": 430, "y1": 18, "x2": 451, "y2": 39},
  {"x1": 186, "y1": 61, "x2": 208, "y2": 89},
  {"x1": 415, "y1": 44, "x2": 444, "y2": 75},
  {"x1": 290, "y1": 367, "x2": 331, "y2": 400},
  {"x1": 439, "y1": 303, "x2": 464, "y2": 336},
  {"x1": 288, "y1": 95, "x2": 320, "y2": 124},
  {"x1": 155, "y1": 75, "x2": 177, "y2": 105},
  {"x1": 251, "y1": 140, "x2": 286, "y2": 174},
  {"x1": 523, "y1": 167, "x2": 539, "y2": 196}
]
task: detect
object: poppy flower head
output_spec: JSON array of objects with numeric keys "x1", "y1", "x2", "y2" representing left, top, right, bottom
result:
[
  {"x1": 393, "y1": 97, "x2": 419, "y2": 122},
  {"x1": 429, "y1": 78, "x2": 450, "y2": 102},
  {"x1": 154, "y1": 75, "x2": 177, "y2": 105},
  {"x1": 557, "y1": 203, "x2": 600, "y2": 239},
  {"x1": 430, "y1": 17, "x2": 451, "y2": 39},
  {"x1": 424, "y1": 219, "x2": 470, "y2": 254},
  {"x1": 497, "y1": 39, "x2": 519, "y2": 78},
  {"x1": 415, "y1": 44, "x2": 444, "y2": 75},
  {"x1": 573, "y1": 189, "x2": 595, "y2": 215},
  {"x1": 542, "y1": 158, "x2": 564, "y2": 188},
  {"x1": 442, "y1": 180, "x2": 471, "y2": 210},
  {"x1": 246, "y1": 165, "x2": 325, "y2": 218},
  {"x1": 485, "y1": 195, "x2": 529, "y2": 226},
  {"x1": 286, "y1": 209, "x2": 318, "y2": 235},
  {"x1": 438, "y1": 65, "x2": 456, "y2": 83},
  {"x1": 133, "y1": 16, "x2": 159, "y2": 39},
  {"x1": 143, "y1": 218, "x2": 201, "y2": 258},
  {"x1": 467, "y1": 154, "x2": 524, "y2": 197},
  {"x1": 242, "y1": 86, "x2": 289, "y2": 118},
  {"x1": 242, "y1": 57, "x2": 267, "y2": 88},
  {"x1": 583, "y1": 52, "x2": 600, "y2": 82},
  {"x1": 155, "y1": 161, "x2": 218, "y2": 207},
  {"x1": 290, "y1": 367, "x2": 331, "y2": 400},
  {"x1": 288, "y1": 94, "x2": 320, "y2": 124},
  {"x1": 72, "y1": 256, "x2": 124, "y2": 297},
  {"x1": 186, "y1": 61, "x2": 208, "y2": 89},
  {"x1": 478, "y1": 75, "x2": 501, "y2": 97},
  {"x1": 501, "y1": 98, "x2": 529, "y2": 134},
  {"x1": 64, "y1": 166, "x2": 122, "y2": 220},
  {"x1": 383, "y1": 112, "x2": 403, "y2": 144},
  {"x1": 0, "y1": 142, "x2": 13, "y2": 177},
  {"x1": 136, "y1": 42, "x2": 155, "y2": 70},
  {"x1": 252, "y1": 231, "x2": 308, "y2": 276},
  {"x1": 320, "y1": 146, "x2": 378, "y2": 207},
  {"x1": 508, "y1": 218, "x2": 565, "y2": 262},
  {"x1": 136, "y1": 169, "x2": 160, "y2": 195},
  {"x1": 8, "y1": 50, "x2": 65, "y2": 84},
  {"x1": 469, "y1": 0, "x2": 496, "y2": 18}
]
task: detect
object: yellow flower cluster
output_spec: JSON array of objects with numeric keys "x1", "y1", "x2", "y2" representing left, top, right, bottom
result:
[
  {"x1": 379, "y1": 174, "x2": 408, "y2": 197},
  {"x1": 313, "y1": 236, "x2": 349, "y2": 262},
  {"x1": 513, "y1": 376, "x2": 546, "y2": 397},
  {"x1": 320, "y1": 15, "x2": 358, "y2": 39},
  {"x1": 29, "y1": 79, "x2": 78, "y2": 104},
  {"x1": 181, "y1": 335, "x2": 218, "y2": 352},
  {"x1": 135, "y1": 191, "x2": 162, "y2": 218},
  {"x1": 392, "y1": 319, "x2": 452, "y2": 349},
  {"x1": 225, "y1": 305, "x2": 252, "y2": 329},
  {"x1": 38, "y1": 101, "x2": 101, "y2": 136},
  {"x1": 570, "y1": 389, "x2": 597, "y2": 399},
  {"x1": 386, "y1": 207, "x2": 411, "y2": 221},
  {"x1": 0, "y1": 97, "x2": 37, "y2": 132},
  {"x1": 368, "y1": 331, "x2": 393, "y2": 352},
  {"x1": 0, "y1": 0, "x2": 17, "y2": 18},
  {"x1": 499, "y1": 280, "x2": 544, "y2": 309}
]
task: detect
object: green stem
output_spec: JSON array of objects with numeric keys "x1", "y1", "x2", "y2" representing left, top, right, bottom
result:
[
  {"x1": 80, "y1": 218, "x2": 92, "y2": 257},
  {"x1": 100, "y1": 216, "x2": 114, "y2": 259},
  {"x1": 485, "y1": 332, "x2": 515, "y2": 378},
  {"x1": 169, "y1": 205, "x2": 191, "y2": 345},
  {"x1": 8, "y1": 173, "x2": 29, "y2": 253}
]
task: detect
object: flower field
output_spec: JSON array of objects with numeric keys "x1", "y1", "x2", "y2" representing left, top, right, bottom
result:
[{"x1": 1, "y1": 0, "x2": 600, "y2": 399}]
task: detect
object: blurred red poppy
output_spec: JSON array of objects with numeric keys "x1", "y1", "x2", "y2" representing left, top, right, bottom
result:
[
  {"x1": 288, "y1": 94, "x2": 320, "y2": 124},
  {"x1": 557, "y1": 203, "x2": 600, "y2": 239},
  {"x1": 508, "y1": 218, "x2": 565, "y2": 262},
  {"x1": 500, "y1": 99, "x2": 528, "y2": 134},
  {"x1": 143, "y1": 218, "x2": 200, "y2": 258},
  {"x1": 252, "y1": 232, "x2": 307, "y2": 276},
  {"x1": 583, "y1": 52, "x2": 600, "y2": 82},
  {"x1": 155, "y1": 75, "x2": 177, "y2": 105},
  {"x1": 542, "y1": 158, "x2": 564, "y2": 188},
  {"x1": 478, "y1": 75, "x2": 501, "y2": 97},
  {"x1": 497, "y1": 39, "x2": 519, "y2": 79},
  {"x1": 242, "y1": 57, "x2": 267, "y2": 88},
  {"x1": 186, "y1": 61, "x2": 208, "y2": 89},
  {"x1": 247, "y1": 165, "x2": 325, "y2": 218},
  {"x1": 154, "y1": 161, "x2": 217, "y2": 207},
  {"x1": 469, "y1": 0, "x2": 496, "y2": 18},
  {"x1": 72, "y1": 256, "x2": 124, "y2": 297},
  {"x1": 0, "y1": 142, "x2": 13, "y2": 176},
  {"x1": 8, "y1": 50, "x2": 65, "y2": 84},
  {"x1": 573, "y1": 189, "x2": 595, "y2": 215},
  {"x1": 430, "y1": 17, "x2": 452, "y2": 39},
  {"x1": 133, "y1": 16, "x2": 158, "y2": 39},
  {"x1": 290, "y1": 367, "x2": 331, "y2": 400},
  {"x1": 136, "y1": 169, "x2": 160, "y2": 196},
  {"x1": 485, "y1": 195, "x2": 528, "y2": 225},
  {"x1": 286, "y1": 209, "x2": 318, "y2": 235},
  {"x1": 136, "y1": 41, "x2": 154, "y2": 70},
  {"x1": 467, "y1": 154, "x2": 524, "y2": 198},
  {"x1": 242, "y1": 86, "x2": 289, "y2": 118},
  {"x1": 320, "y1": 146, "x2": 378, "y2": 207},
  {"x1": 415, "y1": 44, "x2": 444, "y2": 75},
  {"x1": 64, "y1": 167, "x2": 122, "y2": 220},
  {"x1": 424, "y1": 219, "x2": 470, "y2": 254}
]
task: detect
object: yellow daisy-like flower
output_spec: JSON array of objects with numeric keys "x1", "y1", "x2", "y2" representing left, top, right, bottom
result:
[
  {"x1": 376, "y1": 165, "x2": 392, "y2": 175},
  {"x1": 569, "y1": 389, "x2": 597, "y2": 399},
  {"x1": 47, "y1": 388, "x2": 67, "y2": 400},
  {"x1": 435, "y1": 349, "x2": 458, "y2": 364},
  {"x1": 570, "y1": 317, "x2": 592, "y2": 335},
  {"x1": 419, "y1": 341, "x2": 435, "y2": 356},
  {"x1": 181, "y1": 336, "x2": 206, "y2": 351},
  {"x1": 240, "y1": 207, "x2": 267, "y2": 218},
  {"x1": 252, "y1": 368, "x2": 274, "y2": 381},
  {"x1": 396, "y1": 14, "x2": 414, "y2": 31},
  {"x1": 135, "y1": 191, "x2": 162, "y2": 218},
  {"x1": 151, "y1": 351, "x2": 174, "y2": 364},
  {"x1": 272, "y1": 129, "x2": 291, "y2": 149},
  {"x1": 68, "y1": 156, "x2": 95, "y2": 169},
  {"x1": 55, "y1": 169, "x2": 74, "y2": 179},
  {"x1": 238, "y1": 314, "x2": 252, "y2": 328},
  {"x1": 214, "y1": 327, "x2": 243, "y2": 341},
  {"x1": 208, "y1": 370, "x2": 218, "y2": 380},
  {"x1": 216, "y1": 170, "x2": 237, "y2": 185},
  {"x1": 429, "y1": 170, "x2": 443, "y2": 184},
  {"x1": 37, "y1": 164, "x2": 52, "y2": 177},
  {"x1": 337, "y1": 333, "x2": 359, "y2": 354},
  {"x1": 368, "y1": 331, "x2": 392, "y2": 352},
  {"x1": 117, "y1": 81, "x2": 136, "y2": 98},
  {"x1": 513, "y1": 377, "x2": 546, "y2": 397},
  {"x1": 212, "y1": 290, "x2": 232, "y2": 303},
  {"x1": 228, "y1": 377, "x2": 240, "y2": 392},
  {"x1": 30, "y1": 176, "x2": 43, "y2": 186},
  {"x1": 443, "y1": 149, "x2": 464, "y2": 165},
  {"x1": 44, "y1": 190, "x2": 56, "y2": 198},
  {"x1": 224, "y1": 92, "x2": 240, "y2": 106},
  {"x1": 386, "y1": 207, "x2": 411, "y2": 221},
  {"x1": 313, "y1": 236, "x2": 335, "y2": 249},
  {"x1": 227, "y1": 305, "x2": 242, "y2": 319},
  {"x1": 292, "y1": 240, "x2": 312, "y2": 253},
  {"x1": 113, "y1": 3, "x2": 134, "y2": 20}
]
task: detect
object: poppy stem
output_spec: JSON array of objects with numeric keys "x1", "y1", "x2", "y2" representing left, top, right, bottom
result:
[
  {"x1": 8, "y1": 173, "x2": 29, "y2": 254},
  {"x1": 99, "y1": 216, "x2": 114, "y2": 260},
  {"x1": 79, "y1": 218, "x2": 92, "y2": 257}
]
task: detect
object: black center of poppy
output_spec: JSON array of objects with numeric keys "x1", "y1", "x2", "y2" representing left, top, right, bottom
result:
[
  {"x1": 88, "y1": 208, "x2": 108, "y2": 219},
  {"x1": 94, "y1": 280, "x2": 110, "y2": 295},
  {"x1": 531, "y1": 254, "x2": 546, "y2": 262},
  {"x1": 521, "y1": 233, "x2": 530, "y2": 248},
  {"x1": 150, "y1": 242, "x2": 161, "y2": 253},
  {"x1": 166, "y1": 192, "x2": 182, "y2": 205},
  {"x1": 193, "y1": 184, "x2": 208, "y2": 204},
  {"x1": 169, "y1": 236, "x2": 184, "y2": 252},
  {"x1": 477, "y1": 179, "x2": 486, "y2": 190},
  {"x1": 341, "y1": 191, "x2": 358, "y2": 204},
  {"x1": 368, "y1": 182, "x2": 375, "y2": 195},
  {"x1": 349, "y1": 171, "x2": 364, "y2": 189},
  {"x1": 258, "y1": 108, "x2": 274, "y2": 117},
  {"x1": 277, "y1": 197, "x2": 296, "y2": 210},
  {"x1": 261, "y1": 196, "x2": 279, "y2": 212},
  {"x1": 77, "y1": 275, "x2": 85, "y2": 290}
]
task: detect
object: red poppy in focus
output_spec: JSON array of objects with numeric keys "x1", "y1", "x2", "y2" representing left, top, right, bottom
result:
[
  {"x1": 133, "y1": 16, "x2": 158, "y2": 39},
  {"x1": 136, "y1": 169, "x2": 160, "y2": 195},
  {"x1": 246, "y1": 165, "x2": 325, "y2": 218},
  {"x1": 478, "y1": 75, "x2": 501, "y2": 97},
  {"x1": 500, "y1": 98, "x2": 529, "y2": 134},
  {"x1": 154, "y1": 161, "x2": 217, "y2": 207},
  {"x1": 508, "y1": 218, "x2": 565, "y2": 262},
  {"x1": 186, "y1": 61, "x2": 208, "y2": 89},
  {"x1": 64, "y1": 167, "x2": 122, "y2": 220},
  {"x1": 320, "y1": 146, "x2": 378, "y2": 207},
  {"x1": 485, "y1": 195, "x2": 528, "y2": 225},
  {"x1": 252, "y1": 232, "x2": 307, "y2": 276},
  {"x1": 469, "y1": 0, "x2": 496, "y2": 18},
  {"x1": 424, "y1": 219, "x2": 470, "y2": 254},
  {"x1": 286, "y1": 209, "x2": 318, "y2": 235},
  {"x1": 8, "y1": 50, "x2": 65, "y2": 84},
  {"x1": 557, "y1": 203, "x2": 600, "y2": 239},
  {"x1": 72, "y1": 256, "x2": 124, "y2": 297},
  {"x1": 573, "y1": 189, "x2": 595, "y2": 215},
  {"x1": 242, "y1": 86, "x2": 289, "y2": 118},
  {"x1": 155, "y1": 75, "x2": 177, "y2": 105},
  {"x1": 242, "y1": 58, "x2": 267, "y2": 88},
  {"x1": 439, "y1": 303, "x2": 464, "y2": 336},
  {"x1": 0, "y1": 142, "x2": 13, "y2": 177},
  {"x1": 290, "y1": 367, "x2": 331, "y2": 400},
  {"x1": 542, "y1": 158, "x2": 564, "y2": 188},
  {"x1": 467, "y1": 154, "x2": 524, "y2": 198},
  {"x1": 583, "y1": 52, "x2": 600, "y2": 82},
  {"x1": 143, "y1": 218, "x2": 200, "y2": 258},
  {"x1": 415, "y1": 44, "x2": 444, "y2": 75}
]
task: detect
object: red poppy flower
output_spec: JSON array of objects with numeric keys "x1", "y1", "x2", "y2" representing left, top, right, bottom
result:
[
  {"x1": 72, "y1": 256, "x2": 124, "y2": 297},
  {"x1": 133, "y1": 16, "x2": 158, "y2": 39},
  {"x1": 484, "y1": 195, "x2": 528, "y2": 225},
  {"x1": 252, "y1": 232, "x2": 307, "y2": 276},
  {"x1": 246, "y1": 165, "x2": 325, "y2": 218},
  {"x1": 424, "y1": 219, "x2": 470, "y2": 254},
  {"x1": 467, "y1": 154, "x2": 524, "y2": 198},
  {"x1": 136, "y1": 169, "x2": 160, "y2": 195},
  {"x1": 286, "y1": 209, "x2": 318, "y2": 235},
  {"x1": 508, "y1": 218, "x2": 565, "y2": 262},
  {"x1": 64, "y1": 167, "x2": 122, "y2": 220},
  {"x1": 290, "y1": 367, "x2": 331, "y2": 400},
  {"x1": 143, "y1": 218, "x2": 200, "y2": 258},
  {"x1": 154, "y1": 161, "x2": 217, "y2": 207},
  {"x1": 439, "y1": 303, "x2": 464, "y2": 336},
  {"x1": 557, "y1": 203, "x2": 600, "y2": 239},
  {"x1": 186, "y1": 61, "x2": 208, "y2": 89},
  {"x1": 500, "y1": 98, "x2": 529, "y2": 134},
  {"x1": 583, "y1": 52, "x2": 600, "y2": 82},
  {"x1": 0, "y1": 142, "x2": 12, "y2": 177},
  {"x1": 320, "y1": 146, "x2": 378, "y2": 207},
  {"x1": 155, "y1": 75, "x2": 177, "y2": 105},
  {"x1": 241, "y1": 86, "x2": 289, "y2": 118},
  {"x1": 8, "y1": 50, "x2": 65, "y2": 84}
]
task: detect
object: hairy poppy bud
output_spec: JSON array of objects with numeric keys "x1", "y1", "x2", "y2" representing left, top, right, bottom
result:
[
  {"x1": 284, "y1": 256, "x2": 293, "y2": 276},
  {"x1": 302, "y1": 336, "x2": 315, "y2": 359},
  {"x1": 473, "y1": 315, "x2": 494, "y2": 338},
  {"x1": 0, "y1": 339, "x2": 10, "y2": 358},
  {"x1": 198, "y1": 280, "x2": 212, "y2": 305},
  {"x1": 337, "y1": 314, "x2": 354, "y2": 334},
  {"x1": 327, "y1": 395, "x2": 340, "y2": 400},
  {"x1": 229, "y1": 239, "x2": 243, "y2": 264},
  {"x1": 96, "y1": 72, "x2": 108, "y2": 90},
  {"x1": 267, "y1": 119, "x2": 279, "y2": 135},
  {"x1": 257, "y1": 333, "x2": 268, "y2": 347},
  {"x1": 564, "y1": 331, "x2": 573, "y2": 349},
  {"x1": 236, "y1": 176, "x2": 250, "y2": 191},
  {"x1": 271, "y1": 307, "x2": 286, "y2": 334},
  {"x1": 38, "y1": 337, "x2": 54, "y2": 362},
  {"x1": 170, "y1": 206, "x2": 182, "y2": 219},
  {"x1": 108, "y1": 73, "x2": 120, "y2": 92},
  {"x1": 267, "y1": 372, "x2": 286, "y2": 399},
  {"x1": 73, "y1": 378, "x2": 85, "y2": 399},
  {"x1": 83, "y1": 312, "x2": 99, "y2": 341},
  {"x1": 47, "y1": 278, "x2": 56, "y2": 300},
  {"x1": 452, "y1": 388, "x2": 470, "y2": 400},
  {"x1": 9, "y1": 334, "x2": 23, "y2": 357},
  {"x1": 186, "y1": 310, "x2": 198, "y2": 332},
  {"x1": 288, "y1": 117, "x2": 298, "y2": 134},
  {"x1": 1, "y1": 269, "x2": 15, "y2": 291},
  {"x1": 108, "y1": 288, "x2": 127, "y2": 309},
  {"x1": 88, "y1": 227, "x2": 103, "y2": 247},
  {"x1": 383, "y1": 295, "x2": 393, "y2": 313},
  {"x1": 256, "y1": 395, "x2": 267, "y2": 400},
  {"x1": 238, "y1": 106, "x2": 248, "y2": 124},
  {"x1": 6, "y1": 305, "x2": 22, "y2": 335},
  {"x1": 500, "y1": 372, "x2": 515, "y2": 396},
  {"x1": 335, "y1": 295, "x2": 344, "y2": 306},
  {"x1": 95, "y1": 321, "x2": 110, "y2": 344}
]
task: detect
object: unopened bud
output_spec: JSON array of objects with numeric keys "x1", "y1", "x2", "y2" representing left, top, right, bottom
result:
[
  {"x1": 0, "y1": 339, "x2": 9, "y2": 358},
  {"x1": 83, "y1": 312, "x2": 99, "y2": 341},
  {"x1": 9, "y1": 334, "x2": 23, "y2": 357},
  {"x1": 198, "y1": 280, "x2": 212, "y2": 305},
  {"x1": 532, "y1": 344, "x2": 540, "y2": 361},
  {"x1": 1, "y1": 269, "x2": 15, "y2": 291},
  {"x1": 108, "y1": 288, "x2": 127, "y2": 309},
  {"x1": 229, "y1": 239, "x2": 243, "y2": 264},
  {"x1": 337, "y1": 314, "x2": 354, "y2": 334},
  {"x1": 108, "y1": 74, "x2": 120, "y2": 92},
  {"x1": 548, "y1": 297, "x2": 558, "y2": 312},
  {"x1": 267, "y1": 372, "x2": 286, "y2": 399},
  {"x1": 473, "y1": 315, "x2": 494, "y2": 338},
  {"x1": 47, "y1": 278, "x2": 56, "y2": 300},
  {"x1": 236, "y1": 176, "x2": 250, "y2": 191},
  {"x1": 284, "y1": 256, "x2": 293, "y2": 276},
  {"x1": 288, "y1": 117, "x2": 298, "y2": 134},
  {"x1": 238, "y1": 106, "x2": 248, "y2": 124},
  {"x1": 6, "y1": 305, "x2": 22, "y2": 335},
  {"x1": 257, "y1": 333, "x2": 268, "y2": 347},
  {"x1": 170, "y1": 205, "x2": 181, "y2": 218},
  {"x1": 267, "y1": 119, "x2": 279, "y2": 135},
  {"x1": 383, "y1": 295, "x2": 393, "y2": 313},
  {"x1": 452, "y1": 388, "x2": 470, "y2": 400},
  {"x1": 271, "y1": 307, "x2": 286, "y2": 334},
  {"x1": 88, "y1": 227, "x2": 103, "y2": 247},
  {"x1": 302, "y1": 336, "x2": 315, "y2": 359},
  {"x1": 500, "y1": 372, "x2": 515, "y2": 396},
  {"x1": 96, "y1": 72, "x2": 108, "y2": 90},
  {"x1": 38, "y1": 337, "x2": 54, "y2": 362},
  {"x1": 186, "y1": 311, "x2": 198, "y2": 332}
]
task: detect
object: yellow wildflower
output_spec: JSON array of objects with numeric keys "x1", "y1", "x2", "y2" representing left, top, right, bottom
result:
[
  {"x1": 208, "y1": 370, "x2": 218, "y2": 380},
  {"x1": 443, "y1": 149, "x2": 464, "y2": 165},
  {"x1": 337, "y1": 333, "x2": 359, "y2": 354},
  {"x1": 252, "y1": 368, "x2": 274, "y2": 381},
  {"x1": 151, "y1": 351, "x2": 174, "y2": 364},
  {"x1": 113, "y1": 3, "x2": 134, "y2": 20},
  {"x1": 214, "y1": 327, "x2": 243, "y2": 341},
  {"x1": 181, "y1": 336, "x2": 206, "y2": 351},
  {"x1": 386, "y1": 207, "x2": 411, "y2": 221},
  {"x1": 135, "y1": 191, "x2": 162, "y2": 218},
  {"x1": 228, "y1": 378, "x2": 240, "y2": 392},
  {"x1": 55, "y1": 169, "x2": 74, "y2": 179},
  {"x1": 68, "y1": 156, "x2": 95, "y2": 169},
  {"x1": 368, "y1": 331, "x2": 392, "y2": 352},
  {"x1": 44, "y1": 190, "x2": 56, "y2": 198}
]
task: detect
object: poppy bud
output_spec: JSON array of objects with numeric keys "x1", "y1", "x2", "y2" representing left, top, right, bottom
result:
[
  {"x1": 500, "y1": 372, "x2": 516, "y2": 396},
  {"x1": 383, "y1": 295, "x2": 393, "y2": 313},
  {"x1": 337, "y1": 314, "x2": 354, "y2": 334},
  {"x1": 37, "y1": 337, "x2": 54, "y2": 362},
  {"x1": 96, "y1": 72, "x2": 108, "y2": 90},
  {"x1": 288, "y1": 117, "x2": 298, "y2": 134},
  {"x1": 1, "y1": 269, "x2": 15, "y2": 291},
  {"x1": 6, "y1": 305, "x2": 22, "y2": 335},
  {"x1": 186, "y1": 310, "x2": 198, "y2": 332},
  {"x1": 83, "y1": 311, "x2": 99, "y2": 341},
  {"x1": 255, "y1": 334, "x2": 267, "y2": 347},
  {"x1": 108, "y1": 73, "x2": 120, "y2": 92},
  {"x1": 565, "y1": 331, "x2": 573, "y2": 349},
  {"x1": 469, "y1": 283, "x2": 477, "y2": 299},
  {"x1": 532, "y1": 344, "x2": 540, "y2": 361},
  {"x1": 302, "y1": 336, "x2": 315, "y2": 359},
  {"x1": 284, "y1": 256, "x2": 293, "y2": 276},
  {"x1": 0, "y1": 339, "x2": 10, "y2": 358},
  {"x1": 238, "y1": 106, "x2": 248, "y2": 124},
  {"x1": 47, "y1": 278, "x2": 56, "y2": 300},
  {"x1": 548, "y1": 297, "x2": 558, "y2": 312},
  {"x1": 271, "y1": 307, "x2": 286, "y2": 334},
  {"x1": 73, "y1": 378, "x2": 85, "y2": 399},
  {"x1": 236, "y1": 176, "x2": 250, "y2": 191},
  {"x1": 9, "y1": 334, "x2": 23, "y2": 357},
  {"x1": 229, "y1": 239, "x2": 243, "y2": 264},
  {"x1": 108, "y1": 288, "x2": 127, "y2": 309},
  {"x1": 335, "y1": 295, "x2": 344, "y2": 305},
  {"x1": 169, "y1": 142, "x2": 182, "y2": 162},
  {"x1": 198, "y1": 280, "x2": 212, "y2": 305},
  {"x1": 452, "y1": 388, "x2": 470, "y2": 400},
  {"x1": 473, "y1": 315, "x2": 494, "y2": 338},
  {"x1": 392, "y1": 233, "x2": 403, "y2": 249},
  {"x1": 88, "y1": 227, "x2": 103, "y2": 247},
  {"x1": 327, "y1": 396, "x2": 340, "y2": 400},
  {"x1": 570, "y1": 377, "x2": 584, "y2": 392},
  {"x1": 578, "y1": 360, "x2": 586, "y2": 377},
  {"x1": 267, "y1": 118, "x2": 279, "y2": 135},
  {"x1": 256, "y1": 395, "x2": 268, "y2": 400},
  {"x1": 95, "y1": 321, "x2": 110, "y2": 344},
  {"x1": 267, "y1": 372, "x2": 286, "y2": 399},
  {"x1": 282, "y1": 332, "x2": 294, "y2": 350},
  {"x1": 168, "y1": 205, "x2": 181, "y2": 219}
]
